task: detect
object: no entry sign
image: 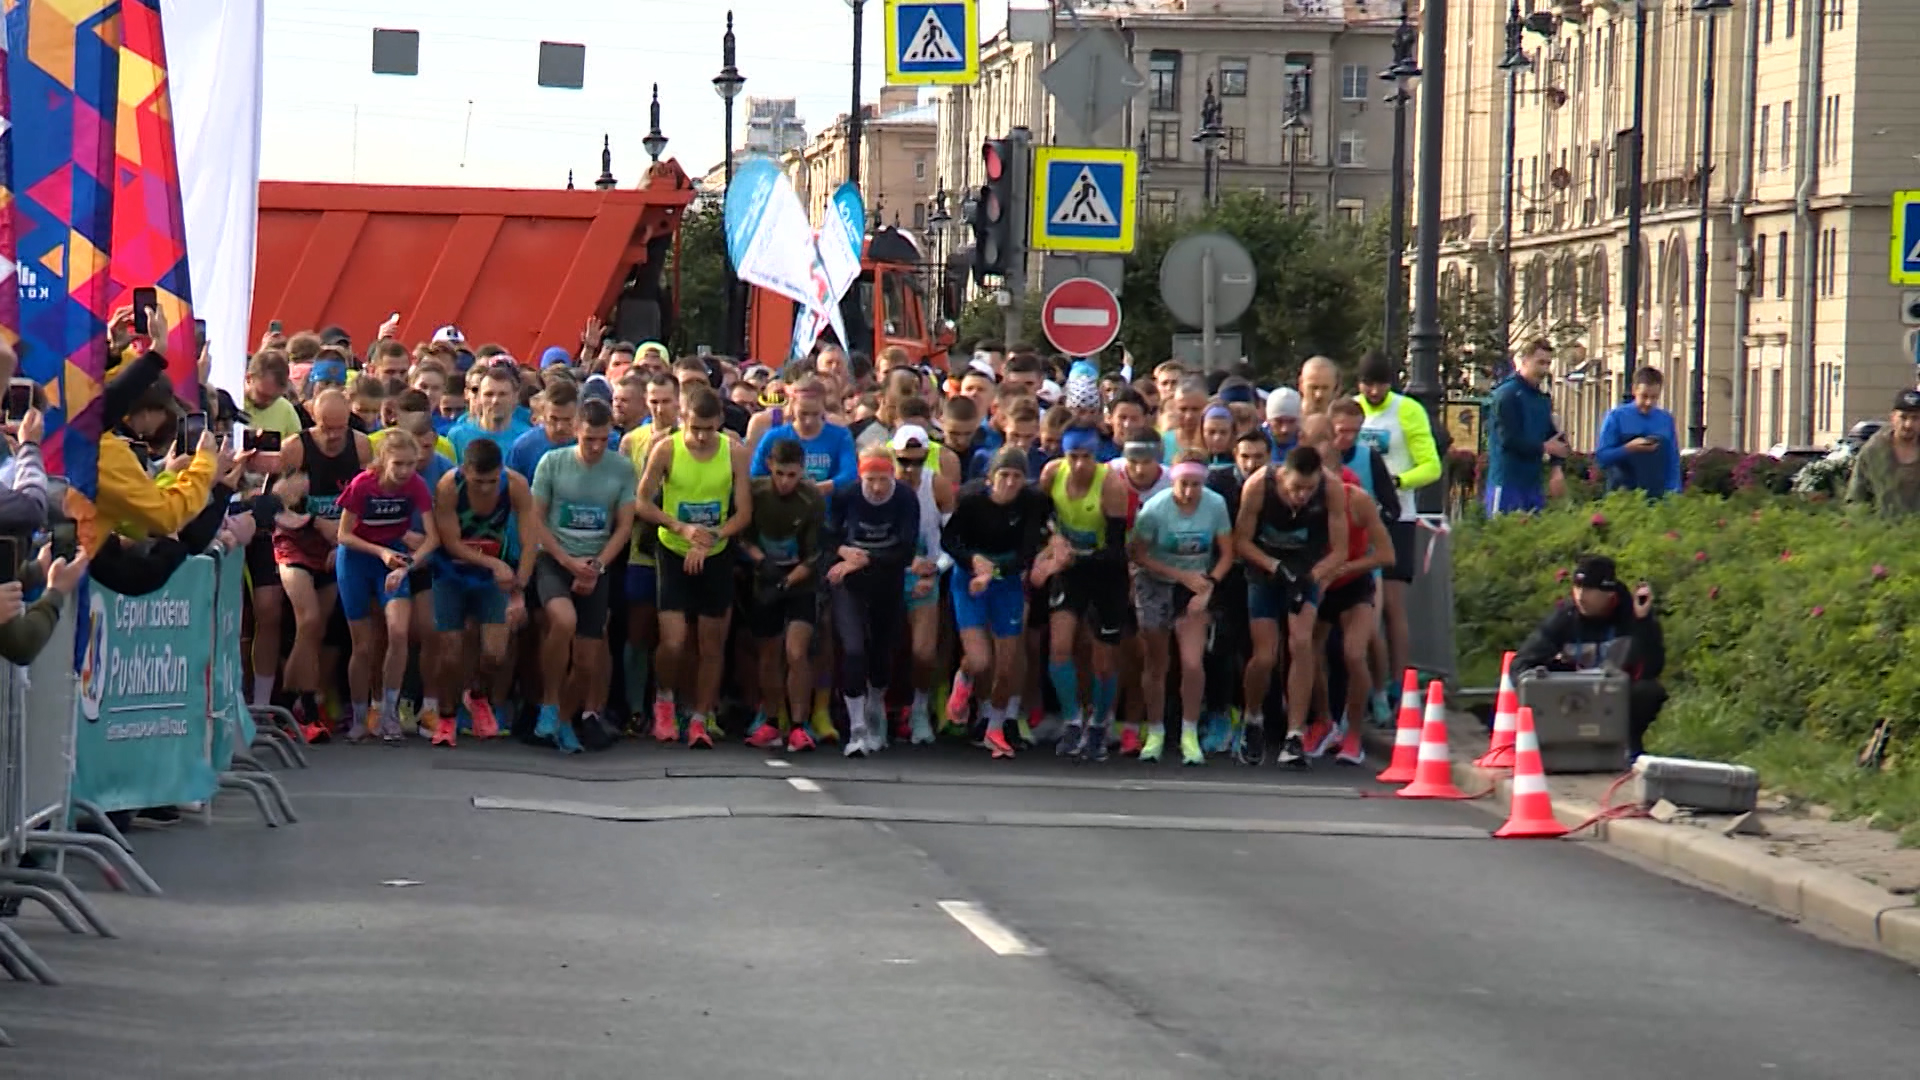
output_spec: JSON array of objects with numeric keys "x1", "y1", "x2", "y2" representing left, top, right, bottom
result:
[{"x1": 1041, "y1": 277, "x2": 1122, "y2": 358}]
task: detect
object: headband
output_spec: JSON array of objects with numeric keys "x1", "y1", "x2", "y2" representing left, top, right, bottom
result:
[
  {"x1": 1170, "y1": 462, "x2": 1208, "y2": 482},
  {"x1": 1059, "y1": 427, "x2": 1102, "y2": 455},
  {"x1": 1203, "y1": 405, "x2": 1234, "y2": 423},
  {"x1": 857, "y1": 455, "x2": 895, "y2": 479}
]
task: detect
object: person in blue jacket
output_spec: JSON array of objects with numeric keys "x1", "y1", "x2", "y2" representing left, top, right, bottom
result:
[
  {"x1": 1593, "y1": 366, "x2": 1682, "y2": 497},
  {"x1": 748, "y1": 379, "x2": 858, "y2": 498},
  {"x1": 1484, "y1": 339, "x2": 1569, "y2": 514}
]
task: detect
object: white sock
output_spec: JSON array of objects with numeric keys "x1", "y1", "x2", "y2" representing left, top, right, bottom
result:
[
  {"x1": 843, "y1": 694, "x2": 867, "y2": 729},
  {"x1": 252, "y1": 676, "x2": 274, "y2": 705},
  {"x1": 986, "y1": 704, "x2": 1006, "y2": 734},
  {"x1": 1147, "y1": 721, "x2": 1165, "y2": 736}
]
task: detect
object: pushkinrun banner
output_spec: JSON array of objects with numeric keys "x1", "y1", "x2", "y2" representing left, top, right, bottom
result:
[
  {"x1": 724, "y1": 157, "x2": 825, "y2": 315},
  {"x1": 72, "y1": 554, "x2": 218, "y2": 813},
  {"x1": 792, "y1": 182, "x2": 865, "y2": 360},
  {"x1": 4, "y1": 0, "x2": 121, "y2": 496}
]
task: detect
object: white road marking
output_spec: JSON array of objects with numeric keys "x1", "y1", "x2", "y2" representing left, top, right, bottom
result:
[
  {"x1": 764, "y1": 759, "x2": 791, "y2": 768},
  {"x1": 937, "y1": 900, "x2": 1047, "y2": 957},
  {"x1": 786, "y1": 777, "x2": 823, "y2": 793}
]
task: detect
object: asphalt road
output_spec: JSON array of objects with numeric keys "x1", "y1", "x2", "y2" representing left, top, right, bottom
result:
[{"x1": 2, "y1": 740, "x2": 1917, "y2": 1079}]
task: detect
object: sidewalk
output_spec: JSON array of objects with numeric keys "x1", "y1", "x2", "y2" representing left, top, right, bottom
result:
[{"x1": 1363, "y1": 714, "x2": 1920, "y2": 968}]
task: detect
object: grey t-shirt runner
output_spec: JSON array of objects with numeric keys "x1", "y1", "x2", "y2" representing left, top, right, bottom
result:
[{"x1": 532, "y1": 448, "x2": 638, "y2": 558}]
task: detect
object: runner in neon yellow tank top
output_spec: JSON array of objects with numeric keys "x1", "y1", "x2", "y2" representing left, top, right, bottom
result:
[
  {"x1": 1035, "y1": 425, "x2": 1136, "y2": 762},
  {"x1": 634, "y1": 386, "x2": 753, "y2": 750}
]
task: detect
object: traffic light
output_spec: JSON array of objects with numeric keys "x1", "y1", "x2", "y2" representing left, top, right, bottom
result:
[{"x1": 970, "y1": 138, "x2": 1013, "y2": 286}]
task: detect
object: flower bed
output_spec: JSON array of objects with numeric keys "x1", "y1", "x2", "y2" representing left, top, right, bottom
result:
[{"x1": 1454, "y1": 491, "x2": 1920, "y2": 840}]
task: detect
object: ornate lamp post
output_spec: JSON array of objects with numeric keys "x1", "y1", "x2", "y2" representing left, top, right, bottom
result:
[{"x1": 714, "y1": 13, "x2": 747, "y2": 357}]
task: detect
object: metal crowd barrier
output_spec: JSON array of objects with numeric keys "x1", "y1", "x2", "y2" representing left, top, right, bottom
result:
[{"x1": 1, "y1": 549, "x2": 309, "y2": 1045}]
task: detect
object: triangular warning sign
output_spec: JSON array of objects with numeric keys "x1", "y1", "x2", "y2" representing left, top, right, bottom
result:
[
  {"x1": 903, "y1": 10, "x2": 960, "y2": 63},
  {"x1": 1051, "y1": 167, "x2": 1118, "y2": 227},
  {"x1": 1908, "y1": 236, "x2": 1920, "y2": 267}
]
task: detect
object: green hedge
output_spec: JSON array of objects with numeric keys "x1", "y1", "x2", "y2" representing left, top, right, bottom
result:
[{"x1": 1455, "y1": 491, "x2": 1920, "y2": 840}]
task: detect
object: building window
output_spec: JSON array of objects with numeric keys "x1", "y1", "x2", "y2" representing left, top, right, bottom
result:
[
  {"x1": 1775, "y1": 231, "x2": 1788, "y2": 298},
  {"x1": 1149, "y1": 51, "x2": 1181, "y2": 111},
  {"x1": 1785, "y1": 0, "x2": 1796, "y2": 35},
  {"x1": 1219, "y1": 58, "x2": 1248, "y2": 97},
  {"x1": 1830, "y1": 0, "x2": 1844, "y2": 30},
  {"x1": 1149, "y1": 119, "x2": 1182, "y2": 161},
  {"x1": 1223, "y1": 127, "x2": 1246, "y2": 163},
  {"x1": 1752, "y1": 230, "x2": 1766, "y2": 294},
  {"x1": 913, "y1": 202, "x2": 926, "y2": 229},
  {"x1": 1336, "y1": 131, "x2": 1366, "y2": 167},
  {"x1": 1146, "y1": 187, "x2": 1179, "y2": 221},
  {"x1": 1283, "y1": 127, "x2": 1312, "y2": 165},
  {"x1": 1824, "y1": 95, "x2": 1841, "y2": 162},
  {"x1": 1284, "y1": 53, "x2": 1314, "y2": 117},
  {"x1": 1764, "y1": 0, "x2": 1774, "y2": 43},
  {"x1": 1335, "y1": 197, "x2": 1365, "y2": 223},
  {"x1": 914, "y1": 155, "x2": 927, "y2": 181},
  {"x1": 1823, "y1": 227, "x2": 1838, "y2": 295},
  {"x1": 1757, "y1": 105, "x2": 1770, "y2": 171},
  {"x1": 1780, "y1": 101, "x2": 1792, "y2": 170},
  {"x1": 1340, "y1": 64, "x2": 1368, "y2": 102}
]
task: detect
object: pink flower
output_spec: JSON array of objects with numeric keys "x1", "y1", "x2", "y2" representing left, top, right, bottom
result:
[
  {"x1": 1554, "y1": 568, "x2": 1569, "y2": 583},
  {"x1": 1716, "y1": 519, "x2": 1728, "y2": 528},
  {"x1": 1664, "y1": 531, "x2": 1681, "y2": 541},
  {"x1": 1779, "y1": 550, "x2": 1793, "y2": 562},
  {"x1": 1872, "y1": 564, "x2": 1889, "y2": 581},
  {"x1": 1709, "y1": 585, "x2": 1721, "y2": 599},
  {"x1": 1694, "y1": 551, "x2": 1708, "y2": 563},
  {"x1": 1810, "y1": 606, "x2": 1825, "y2": 618},
  {"x1": 1589, "y1": 513, "x2": 1609, "y2": 528}
]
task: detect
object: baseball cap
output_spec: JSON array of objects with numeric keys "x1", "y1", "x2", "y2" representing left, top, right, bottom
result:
[
  {"x1": 636, "y1": 341, "x2": 670, "y2": 363},
  {"x1": 319, "y1": 325, "x2": 352, "y2": 347},
  {"x1": 580, "y1": 374, "x2": 613, "y2": 404},
  {"x1": 889, "y1": 424, "x2": 931, "y2": 454},
  {"x1": 1571, "y1": 555, "x2": 1619, "y2": 590},
  {"x1": 432, "y1": 325, "x2": 466, "y2": 346},
  {"x1": 966, "y1": 355, "x2": 997, "y2": 381},
  {"x1": 540, "y1": 346, "x2": 573, "y2": 368},
  {"x1": 1266, "y1": 387, "x2": 1303, "y2": 421},
  {"x1": 1895, "y1": 389, "x2": 1920, "y2": 413}
]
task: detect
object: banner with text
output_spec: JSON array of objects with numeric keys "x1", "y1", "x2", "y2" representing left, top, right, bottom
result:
[
  {"x1": 72, "y1": 554, "x2": 218, "y2": 813},
  {"x1": 209, "y1": 549, "x2": 251, "y2": 769}
]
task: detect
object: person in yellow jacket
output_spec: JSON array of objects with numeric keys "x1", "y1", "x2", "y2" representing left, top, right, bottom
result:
[{"x1": 93, "y1": 379, "x2": 220, "y2": 552}]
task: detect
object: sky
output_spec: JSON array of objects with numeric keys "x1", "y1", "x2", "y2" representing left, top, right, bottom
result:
[{"x1": 262, "y1": 0, "x2": 1015, "y2": 188}]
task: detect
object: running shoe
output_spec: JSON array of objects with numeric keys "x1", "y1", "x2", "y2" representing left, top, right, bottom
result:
[
  {"x1": 1276, "y1": 731, "x2": 1308, "y2": 768},
  {"x1": 844, "y1": 719, "x2": 869, "y2": 758},
  {"x1": 1302, "y1": 718, "x2": 1336, "y2": 758},
  {"x1": 893, "y1": 708, "x2": 914, "y2": 744},
  {"x1": 553, "y1": 719, "x2": 584, "y2": 755},
  {"x1": 1369, "y1": 691, "x2": 1394, "y2": 728},
  {"x1": 687, "y1": 715, "x2": 715, "y2": 749},
  {"x1": 865, "y1": 697, "x2": 888, "y2": 753},
  {"x1": 397, "y1": 699, "x2": 420, "y2": 737},
  {"x1": 945, "y1": 675, "x2": 972, "y2": 727},
  {"x1": 1333, "y1": 725, "x2": 1366, "y2": 766},
  {"x1": 1235, "y1": 723, "x2": 1266, "y2": 766},
  {"x1": 426, "y1": 706, "x2": 455, "y2": 747},
  {"x1": 1056, "y1": 723, "x2": 1086, "y2": 758},
  {"x1": 786, "y1": 725, "x2": 816, "y2": 753},
  {"x1": 1015, "y1": 709, "x2": 1038, "y2": 747},
  {"x1": 465, "y1": 692, "x2": 501, "y2": 739},
  {"x1": 1180, "y1": 726, "x2": 1205, "y2": 766},
  {"x1": 1199, "y1": 711, "x2": 1231, "y2": 755},
  {"x1": 809, "y1": 702, "x2": 840, "y2": 745},
  {"x1": 908, "y1": 701, "x2": 936, "y2": 745},
  {"x1": 534, "y1": 704, "x2": 561, "y2": 743},
  {"x1": 1079, "y1": 724, "x2": 1110, "y2": 763},
  {"x1": 984, "y1": 727, "x2": 1015, "y2": 759},
  {"x1": 376, "y1": 706, "x2": 404, "y2": 744},
  {"x1": 346, "y1": 711, "x2": 372, "y2": 744},
  {"x1": 1031, "y1": 714, "x2": 1065, "y2": 746},
  {"x1": 300, "y1": 721, "x2": 331, "y2": 745},
  {"x1": 1139, "y1": 728, "x2": 1166, "y2": 763},
  {"x1": 651, "y1": 699, "x2": 679, "y2": 743},
  {"x1": 1118, "y1": 725, "x2": 1144, "y2": 757},
  {"x1": 745, "y1": 714, "x2": 783, "y2": 749}
]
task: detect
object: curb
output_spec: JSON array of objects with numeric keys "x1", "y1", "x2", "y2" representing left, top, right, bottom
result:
[{"x1": 1362, "y1": 714, "x2": 1920, "y2": 968}]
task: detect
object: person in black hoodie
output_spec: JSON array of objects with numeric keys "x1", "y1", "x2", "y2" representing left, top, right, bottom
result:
[{"x1": 1512, "y1": 554, "x2": 1668, "y2": 758}]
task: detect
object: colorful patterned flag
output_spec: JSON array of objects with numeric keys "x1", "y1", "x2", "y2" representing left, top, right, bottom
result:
[
  {"x1": 112, "y1": 0, "x2": 194, "y2": 399},
  {"x1": 4, "y1": 0, "x2": 122, "y2": 500},
  {"x1": 0, "y1": 27, "x2": 18, "y2": 352}
]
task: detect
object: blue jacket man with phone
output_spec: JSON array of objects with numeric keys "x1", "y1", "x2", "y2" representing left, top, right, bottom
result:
[{"x1": 1595, "y1": 366, "x2": 1682, "y2": 497}]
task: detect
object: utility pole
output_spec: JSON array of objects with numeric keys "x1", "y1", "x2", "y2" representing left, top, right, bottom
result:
[
  {"x1": 1689, "y1": 0, "x2": 1730, "y2": 449},
  {"x1": 848, "y1": 0, "x2": 866, "y2": 186},
  {"x1": 1406, "y1": 0, "x2": 1451, "y2": 513},
  {"x1": 1382, "y1": 2, "x2": 1418, "y2": 356},
  {"x1": 1622, "y1": 0, "x2": 1650, "y2": 376},
  {"x1": 1002, "y1": 127, "x2": 1032, "y2": 348},
  {"x1": 1496, "y1": 1, "x2": 1531, "y2": 371}
]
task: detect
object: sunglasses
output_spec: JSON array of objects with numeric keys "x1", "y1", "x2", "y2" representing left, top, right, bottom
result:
[{"x1": 896, "y1": 455, "x2": 928, "y2": 467}]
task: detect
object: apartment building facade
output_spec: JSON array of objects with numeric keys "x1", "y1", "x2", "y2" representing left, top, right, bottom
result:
[
  {"x1": 1429, "y1": 0, "x2": 1919, "y2": 451},
  {"x1": 782, "y1": 86, "x2": 940, "y2": 233},
  {"x1": 930, "y1": 0, "x2": 1402, "y2": 285}
]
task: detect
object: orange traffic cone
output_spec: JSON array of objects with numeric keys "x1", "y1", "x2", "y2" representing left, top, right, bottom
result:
[
  {"x1": 1396, "y1": 680, "x2": 1469, "y2": 800},
  {"x1": 1375, "y1": 669, "x2": 1424, "y2": 784},
  {"x1": 1494, "y1": 707, "x2": 1569, "y2": 838},
  {"x1": 1475, "y1": 651, "x2": 1519, "y2": 769}
]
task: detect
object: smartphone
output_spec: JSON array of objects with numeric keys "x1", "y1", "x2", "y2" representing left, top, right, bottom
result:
[
  {"x1": 50, "y1": 522, "x2": 77, "y2": 562},
  {"x1": 268, "y1": 319, "x2": 284, "y2": 335},
  {"x1": 177, "y1": 412, "x2": 207, "y2": 453},
  {"x1": 0, "y1": 538, "x2": 18, "y2": 586},
  {"x1": 194, "y1": 318, "x2": 208, "y2": 350},
  {"x1": 697, "y1": 345, "x2": 713, "y2": 357},
  {"x1": 4, "y1": 378, "x2": 33, "y2": 422},
  {"x1": 132, "y1": 287, "x2": 158, "y2": 335},
  {"x1": 243, "y1": 429, "x2": 283, "y2": 453}
]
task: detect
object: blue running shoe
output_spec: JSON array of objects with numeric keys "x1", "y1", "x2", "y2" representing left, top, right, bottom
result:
[
  {"x1": 1056, "y1": 723, "x2": 1086, "y2": 758},
  {"x1": 534, "y1": 704, "x2": 560, "y2": 743},
  {"x1": 1079, "y1": 724, "x2": 1110, "y2": 763},
  {"x1": 553, "y1": 720, "x2": 584, "y2": 754},
  {"x1": 1199, "y1": 712, "x2": 1231, "y2": 755}
]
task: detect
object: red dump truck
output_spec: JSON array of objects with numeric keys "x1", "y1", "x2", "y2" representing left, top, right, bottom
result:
[{"x1": 252, "y1": 158, "x2": 954, "y2": 370}]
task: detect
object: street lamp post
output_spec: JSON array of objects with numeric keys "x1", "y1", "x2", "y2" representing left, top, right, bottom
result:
[
  {"x1": 928, "y1": 186, "x2": 952, "y2": 318},
  {"x1": 1136, "y1": 127, "x2": 1153, "y2": 206},
  {"x1": 643, "y1": 84, "x2": 668, "y2": 163},
  {"x1": 1689, "y1": 0, "x2": 1732, "y2": 449},
  {"x1": 1380, "y1": 2, "x2": 1420, "y2": 355},
  {"x1": 1406, "y1": 0, "x2": 1451, "y2": 513},
  {"x1": 714, "y1": 11, "x2": 747, "y2": 358},
  {"x1": 1283, "y1": 111, "x2": 1307, "y2": 213},
  {"x1": 1622, "y1": 0, "x2": 1650, "y2": 375},
  {"x1": 847, "y1": 0, "x2": 866, "y2": 186},
  {"x1": 1495, "y1": 0, "x2": 1533, "y2": 369},
  {"x1": 1193, "y1": 77, "x2": 1225, "y2": 208}
]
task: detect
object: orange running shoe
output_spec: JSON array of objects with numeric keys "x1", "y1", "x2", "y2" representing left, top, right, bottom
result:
[
  {"x1": 426, "y1": 706, "x2": 455, "y2": 747},
  {"x1": 945, "y1": 675, "x2": 973, "y2": 726},
  {"x1": 687, "y1": 715, "x2": 714, "y2": 749},
  {"x1": 786, "y1": 725, "x2": 817, "y2": 753},
  {"x1": 1118, "y1": 726, "x2": 1143, "y2": 757},
  {"x1": 984, "y1": 728, "x2": 1016, "y2": 759},
  {"x1": 1302, "y1": 718, "x2": 1335, "y2": 758},
  {"x1": 651, "y1": 699, "x2": 679, "y2": 742},
  {"x1": 464, "y1": 692, "x2": 501, "y2": 739}
]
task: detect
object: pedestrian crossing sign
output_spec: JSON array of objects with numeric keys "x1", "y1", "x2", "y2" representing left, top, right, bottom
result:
[
  {"x1": 1030, "y1": 146, "x2": 1138, "y2": 254},
  {"x1": 884, "y1": 0, "x2": 978, "y2": 86},
  {"x1": 1893, "y1": 191, "x2": 1920, "y2": 286}
]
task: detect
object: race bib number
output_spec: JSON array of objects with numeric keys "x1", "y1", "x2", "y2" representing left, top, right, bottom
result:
[
  {"x1": 1359, "y1": 428, "x2": 1390, "y2": 454},
  {"x1": 803, "y1": 452, "x2": 833, "y2": 483},
  {"x1": 309, "y1": 494, "x2": 341, "y2": 520},
  {"x1": 1173, "y1": 531, "x2": 1210, "y2": 557},
  {"x1": 761, "y1": 535, "x2": 799, "y2": 566},
  {"x1": 676, "y1": 500, "x2": 723, "y2": 528},
  {"x1": 560, "y1": 502, "x2": 609, "y2": 532},
  {"x1": 1061, "y1": 525, "x2": 1098, "y2": 553}
]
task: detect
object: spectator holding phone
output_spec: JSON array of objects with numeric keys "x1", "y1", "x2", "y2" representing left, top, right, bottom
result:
[
  {"x1": 0, "y1": 545, "x2": 89, "y2": 665},
  {"x1": 1594, "y1": 366, "x2": 1682, "y2": 498}
]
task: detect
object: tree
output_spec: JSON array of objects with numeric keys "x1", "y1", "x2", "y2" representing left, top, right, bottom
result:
[
  {"x1": 665, "y1": 200, "x2": 728, "y2": 357},
  {"x1": 955, "y1": 289, "x2": 1044, "y2": 352}
]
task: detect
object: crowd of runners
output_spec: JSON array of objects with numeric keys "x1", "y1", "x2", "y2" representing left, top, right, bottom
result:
[{"x1": 231, "y1": 322, "x2": 1440, "y2": 768}]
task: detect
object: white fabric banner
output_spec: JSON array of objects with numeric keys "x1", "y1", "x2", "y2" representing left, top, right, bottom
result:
[{"x1": 160, "y1": 0, "x2": 263, "y2": 398}]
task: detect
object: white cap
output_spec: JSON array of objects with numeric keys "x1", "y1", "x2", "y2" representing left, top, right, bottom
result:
[
  {"x1": 1038, "y1": 378, "x2": 1062, "y2": 405},
  {"x1": 889, "y1": 423, "x2": 931, "y2": 452},
  {"x1": 966, "y1": 355, "x2": 996, "y2": 380},
  {"x1": 1266, "y1": 386, "x2": 1303, "y2": 420},
  {"x1": 432, "y1": 325, "x2": 466, "y2": 346}
]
